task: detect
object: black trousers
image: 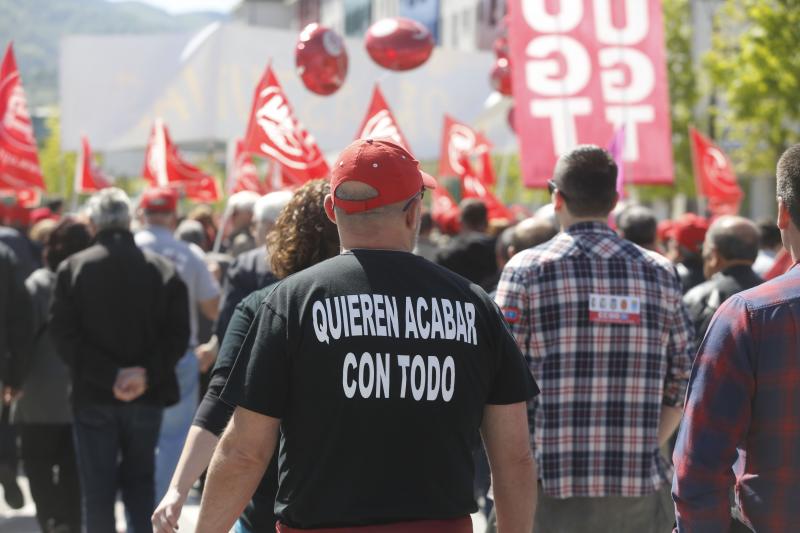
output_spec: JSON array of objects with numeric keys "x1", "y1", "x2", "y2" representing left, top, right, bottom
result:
[{"x1": 20, "y1": 424, "x2": 81, "y2": 533}]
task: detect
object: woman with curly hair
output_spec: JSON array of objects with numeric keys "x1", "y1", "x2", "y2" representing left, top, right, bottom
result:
[{"x1": 153, "y1": 179, "x2": 339, "y2": 533}]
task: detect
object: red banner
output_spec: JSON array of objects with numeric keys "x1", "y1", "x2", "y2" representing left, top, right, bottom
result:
[
  {"x1": 143, "y1": 119, "x2": 220, "y2": 202},
  {"x1": 229, "y1": 139, "x2": 268, "y2": 195},
  {"x1": 689, "y1": 126, "x2": 742, "y2": 216},
  {"x1": 508, "y1": 0, "x2": 673, "y2": 187},
  {"x1": 431, "y1": 183, "x2": 461, "y2": 235},
  {"x1": 438, "y1": 115, "x2": 493, "y2": 182},
  {"x1": 75, "y1": 135, "x2": 111, "y2": 194},
  {"x1": 355, "y1": 84, "x2": 411, "y2": 152},
  {"x1": 0, "y1": 43, "x2": 44, "y2": 191},
  {"x1": 243, "y1": 65, "x2": 329, "y2": 184},
  {"x1": 459, "y1": 157, "x2": 512, "y2": 222}
]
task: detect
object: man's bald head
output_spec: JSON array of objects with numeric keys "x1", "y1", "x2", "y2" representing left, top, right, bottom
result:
[
  {"x1": 510, "y1": 217, "x2": 558, "y2": 256},
  {"x1": 705, "y1": 216, "x2": 760, "y2": 263}
]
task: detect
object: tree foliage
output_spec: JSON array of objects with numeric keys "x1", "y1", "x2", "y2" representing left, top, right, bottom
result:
[
  {"x1": 706, "y1": 0, "x2": 800, "y2": 176},
  {"x1": 660, "y1": 0, "x2": 699, "y2": 198},
  {"x1": 39, "y1": 113, "x2": 75, "y2": 199}
]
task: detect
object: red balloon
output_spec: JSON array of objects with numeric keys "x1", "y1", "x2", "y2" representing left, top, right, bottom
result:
[
  {"x1": 493, "y1": 36, "x2": 509, "y2": 60},
  {"x1": 296, "y1": 23, "x2": 348, "y2": 96},
  {"x1": 507, "y1": 106, "x2": 516, "y2": 134},
  {"x1": 365, "y1": 17, "x2": 434, "y2": 71},
  {"x1": 490, "y1": 57, "x2": 512, "y2": 96}
]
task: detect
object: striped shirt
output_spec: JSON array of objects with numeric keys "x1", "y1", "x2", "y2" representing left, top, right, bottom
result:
[{"x1": 496, "y1": 222, "x2": 692, "y2": 498}]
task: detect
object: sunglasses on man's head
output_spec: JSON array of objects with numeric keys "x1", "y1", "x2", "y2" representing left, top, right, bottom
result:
[{"x1": 547, "y1": 180, "x2": 568, "y2": 200}]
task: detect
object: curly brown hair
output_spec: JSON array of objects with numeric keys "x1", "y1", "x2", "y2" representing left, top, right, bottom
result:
[{"x1": 267, "y1": 179, "x2": 340, "y2": 279}]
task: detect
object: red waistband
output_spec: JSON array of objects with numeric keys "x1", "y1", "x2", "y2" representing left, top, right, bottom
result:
[{"x1": 276, "y1": 516, "x2": 472, "y2": 533}]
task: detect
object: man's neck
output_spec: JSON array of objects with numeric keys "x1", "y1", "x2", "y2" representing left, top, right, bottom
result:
[{"x1": 559, "y1": 215, "x2": 608, "y2": 230}]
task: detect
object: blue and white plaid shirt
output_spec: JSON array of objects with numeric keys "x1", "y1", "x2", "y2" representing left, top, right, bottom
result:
[{"x1": 495, "y1": 222, "x2": 692, "y2": 499}]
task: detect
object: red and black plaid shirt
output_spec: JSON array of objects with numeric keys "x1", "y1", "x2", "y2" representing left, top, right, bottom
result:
[
  {"x1": 496, "y1": 222, "x2": 692, "y2": 498},
  {"x1": 673, "y1": 264, "x2": 800, "y2": 532}
]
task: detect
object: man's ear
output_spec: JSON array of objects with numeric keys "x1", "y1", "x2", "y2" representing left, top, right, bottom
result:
[
  {"x1": 553, "y1": 190, "x2": 565, "y2": 212},
  {"x1": 778, "y1": 197, "x2": 791, "y2": 230},
  {"x1": 324, "y1": 195, "x2": 337, "y2": 224}
]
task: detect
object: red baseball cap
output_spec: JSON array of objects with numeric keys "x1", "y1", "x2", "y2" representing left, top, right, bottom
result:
[
  {"x1": 140, "y1": 187, "x2": 178, "y2": 213},
  {"x1": 331, "y1": 139, "x2": 437, "y2": 214},
  {"x1": 672, "y1": 213, "x2": 709, "y2": 254}
]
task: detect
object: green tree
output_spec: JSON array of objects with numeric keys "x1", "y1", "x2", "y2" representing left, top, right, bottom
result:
[
  {"x1": 706, "y1": 0, "x2": 800, "y2": 176},
  {"x1": 38, "y1": 113, "x2": 75, "y2": 200},
  {"x1": 660, "y1": 0, "x2": 700, "y2": 199}
]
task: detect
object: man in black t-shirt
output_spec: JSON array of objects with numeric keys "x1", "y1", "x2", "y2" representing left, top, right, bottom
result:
[{"x1": 198, "y1": 139, "x2": 538, "y2": 533}]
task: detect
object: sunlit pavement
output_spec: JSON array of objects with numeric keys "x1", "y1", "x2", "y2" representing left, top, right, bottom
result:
[{"x1": 0, "y1": 476, "x2": 488, "y2": 532}]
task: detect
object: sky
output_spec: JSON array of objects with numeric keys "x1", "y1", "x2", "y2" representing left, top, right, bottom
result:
[{"x1": 108, "y1": 0, "x2": 241, "y2": 14}]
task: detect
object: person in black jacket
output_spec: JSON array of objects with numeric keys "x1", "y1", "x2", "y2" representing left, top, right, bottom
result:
[
  {"x1": 683, "y1": 215, "x2": 763, "y2": 347},
  {"x1": 50, "y1": 188, "x2": 190, "y2": 533},
  {"x1": 0, "y1": 240, "x2": 34, "y2": 510},
  {"x1": 436, "y1": 199, "x2": 497, "y2": 284}
]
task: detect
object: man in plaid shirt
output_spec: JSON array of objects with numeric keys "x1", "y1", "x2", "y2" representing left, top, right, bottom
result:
[
  {"x1": 496, "y1": 146, "x2": 693, "y2": 532},
  {"x1": 673, "y1": 144, "x2": 800, "y2": 532}
]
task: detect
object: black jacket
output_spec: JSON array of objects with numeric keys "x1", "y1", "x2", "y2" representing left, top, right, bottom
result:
[
  {"x1": 0, "y1": 242, "x2": 34, "y2": 388},
  {"x1": 50, "y1": 229, "x2": 190, "y2": 407},
  {"x1": 682, "y1": 264, "x2": 763, "y2": 347},
  {"x1": 436, "y1": 232, "x2": 497, "y2": 285},
  {"x1": 215, "y1": 246, "x2": 276, "y2": 340}
]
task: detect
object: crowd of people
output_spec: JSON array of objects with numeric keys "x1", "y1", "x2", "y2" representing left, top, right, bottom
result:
[{"x1": 0, "y1": 138, "x2": 799, "y2": 533}]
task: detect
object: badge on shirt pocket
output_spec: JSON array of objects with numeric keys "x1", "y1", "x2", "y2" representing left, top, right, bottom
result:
[{"x1": 589, "y1": 293, "x2": 641, "y2": 325}]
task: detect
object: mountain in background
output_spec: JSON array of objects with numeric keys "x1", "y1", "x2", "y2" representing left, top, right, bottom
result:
[{"x1": 0, "y1": 0, "x2": 229, "y2": 107}]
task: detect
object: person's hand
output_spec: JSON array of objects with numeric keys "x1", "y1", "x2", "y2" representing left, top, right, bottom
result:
[
  {"x1": 114, "y1": 367, "x2": 147, "y2": 402},
  {"x1": 152, "y1": 486, "x2": 186, "y2": 532},
  {"x1": 2, "y1": 386, "x2": 21, "y2": 405},
  {"x1": 196, "y1": 336, "x2": 218, "y2": 374}
]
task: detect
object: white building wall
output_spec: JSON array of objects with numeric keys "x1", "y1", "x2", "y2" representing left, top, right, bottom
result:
[
  {"x1": 319, "y1": 0, "x2": 346, "y2": 34},
  {"x1": 372, "y1": 0, "x2": 398, "y2": 20},
  {"x1": 233, "y1": 0, "x2": 295, "y2": 29},
  {"x1": 439, "y1": 0, "x2": 480, "y2": 51}
]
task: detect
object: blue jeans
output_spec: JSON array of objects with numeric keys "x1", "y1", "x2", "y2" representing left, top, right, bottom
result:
[
  {"x1": 73, "y1": 403, "x2": 163, "y2": 533},
  {"x1": 155, "y1": 351, "x2": 199, "y2": 501}
]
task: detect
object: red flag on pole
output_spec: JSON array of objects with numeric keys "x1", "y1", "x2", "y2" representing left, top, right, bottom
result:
[
  {"x1": 142, "y1": 119, "x2": 220, "y2": 201},
  {"x1": 459, "y1": 156, "x2": 512, "y2": 222},
  {"x1": 229, "y1": 139, "x2": 268, "y2": 195},
  {"x1": 75, "y1": 135, "x2": 111, "y2": 194},
  {"x1": 355, "y1": 84, "x2": 411, "y2": 152},
  {"x1": 431, "y1": 183, "x2": 461, "y2": 235},
  {"x1": 242, "y1": 65, "x2": 329, "y2": 184},
  {"x1": 0, "y1": 43, "x2": 44, "y2": 195},
  {"x1": 438, "y1": 115, "x2": 493, "y2": 183},
  {"x1": 689, "y1": 126, "x2": 743, "y2": 216}
]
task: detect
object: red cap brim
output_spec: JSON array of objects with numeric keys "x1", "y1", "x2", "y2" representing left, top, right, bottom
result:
[{"x1": 421, "y1": 171, "x2": 437, "y2": 189}]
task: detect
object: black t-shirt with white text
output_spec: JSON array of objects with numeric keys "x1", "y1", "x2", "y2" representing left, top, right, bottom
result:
[{"x1": 222, "y1": 249, "x2": 537, "y2": 528}]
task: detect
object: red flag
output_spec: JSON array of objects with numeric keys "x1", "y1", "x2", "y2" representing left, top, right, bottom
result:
[
  {"x1": 689, "y1": 126, "x2": 743, "y2": 216},
  {"x1": 229, "y1": 139, "x2": 268, "y2": 195},
  {"x1": 459, "y1": 156, "x2": 512, "y2": 222},
  {"x1": 181, "y1": 175, "x2": 221, "y2": 203},
  {"x1": 142, "y1": 119, "x2": 220, "y2": 201},
  {"x1": 0, "y1": 43, "x2": 44, "y2": 192},
  {"x1": 431, "y1": 183, "x2": 461, "y2": 235},
  {"x1": 242, "y1": 65, "x2": 329, "y2": 184},
  {"x1": 355, "y1": 84, "x2": 411, "y2": 152},
  {"x1": 75, "y1": 135, "x2": 111, "y2": 194},
  {"x1": 438, "y1": 115, "x2": 493, "y2": 183}
]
